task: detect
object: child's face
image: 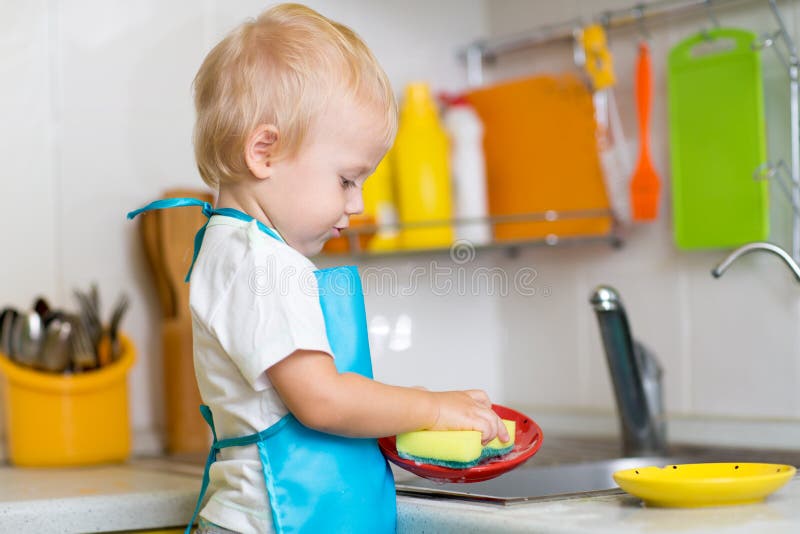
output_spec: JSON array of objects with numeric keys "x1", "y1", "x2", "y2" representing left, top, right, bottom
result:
[{"x1": 264, "y1": 95, "x2": 388, "y2": 257}]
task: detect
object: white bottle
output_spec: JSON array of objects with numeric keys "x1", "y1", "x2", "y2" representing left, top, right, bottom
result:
[{"x1": 443, "y1": 96, "x2": 491, "y2": 246}]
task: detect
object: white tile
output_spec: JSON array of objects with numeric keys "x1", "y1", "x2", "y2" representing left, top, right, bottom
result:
[
  {"x1": 0, "y1": 0, "x2": 57, "y2": 307},
  {"x1": 209, "y1": 0, "x2": 487, "y2": 94},
  {"x1": 55, "y1": 0, "x2": 208, "y2": 437},
  {"x1": 5, "y1": 0, "x2": 800, "y2": 452},
  {"x1": 0, "y1": 0, "x2": 54, "y2": 457},
  {"x1": 485, "y1": 0, "x2": 579, "y2": 36},
  {"x1": 47, "y1": 0, "x2": 486, "y2": 444},
  {"x1": 481, "y1": 0, "x2": 800, "y2": 425},
  {"x1": 490, "y1": 247, "x2": 585, "y2": 409},
  {"x1": 349, "y1": 254, "x2": 506, "y2": 402},
  {"x1": 686, "y1": 250, "x2": 800, "y2": 418}
]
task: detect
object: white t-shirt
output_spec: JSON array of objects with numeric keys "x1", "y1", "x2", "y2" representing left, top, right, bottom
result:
[{"x1": 189, "y1": 214, "x2": 333, "y2": 534}]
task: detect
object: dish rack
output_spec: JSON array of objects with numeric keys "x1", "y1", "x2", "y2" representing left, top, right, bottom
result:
[
  {"x1": 459, "y1": 0, "x2": 800, "y2": 263},
  {"x1": 330, "y1": 209, "x2": 621, "y2": 258}
]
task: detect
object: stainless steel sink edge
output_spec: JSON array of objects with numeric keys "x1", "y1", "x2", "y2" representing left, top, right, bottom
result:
[
  {"x1": 391, "y1": 454, "x2": 786, "y2": 505},
  {"x1": 396, "y1": 485, "x2": 625, "y2": 506}
]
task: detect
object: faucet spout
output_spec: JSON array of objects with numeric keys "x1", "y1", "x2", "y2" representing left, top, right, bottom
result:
[
  {"x1": 589, "y1": 286, "x2": 668, "y2": 457},
  {"x1": 711, "y1": 242, "x2": 800, "y2": 281}
]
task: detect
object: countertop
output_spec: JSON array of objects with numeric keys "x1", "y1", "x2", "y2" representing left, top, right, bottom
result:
[
  {"x1": 3, "y1": 439, "x2": 800, "y2": 533},
  {"x1": 396, "y1": 479, "x2": 800, "y2": 533},
  {"x1": 0, "y1": 463, "x2": 197, "y2": 532}
]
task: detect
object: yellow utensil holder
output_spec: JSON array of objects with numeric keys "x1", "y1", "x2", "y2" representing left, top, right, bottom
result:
[{"x1": 0, "y1": 335, "x2": 135, "y2": 467}]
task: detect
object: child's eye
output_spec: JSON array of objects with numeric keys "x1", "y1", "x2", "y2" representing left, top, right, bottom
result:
[{"x1": 340, "y1": 177, "x2": 356, "y2": 189}]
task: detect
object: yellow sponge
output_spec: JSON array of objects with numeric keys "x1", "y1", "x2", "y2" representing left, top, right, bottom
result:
[{"x1": 396, "y1": 419, "x2": 516, "y2": 468}]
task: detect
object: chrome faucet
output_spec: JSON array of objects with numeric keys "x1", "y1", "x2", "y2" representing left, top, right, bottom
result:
[
  {"x1": 589, "y1": 286, "x2": 668, "y2": 457},
  {"x1": 712, "y1": 242, "x2": 800, "y2": 281}
]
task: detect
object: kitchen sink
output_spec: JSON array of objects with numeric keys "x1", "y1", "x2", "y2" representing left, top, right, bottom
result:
[
  {"x1": 394, "y1": 456, "x2": 689, "y2": 505},
  {"x1": 391, "y1": 436, "x2": 800, "y2": 505},
  {"x1": 129, "y1": 435, "x2": 800, "y2": 506}
]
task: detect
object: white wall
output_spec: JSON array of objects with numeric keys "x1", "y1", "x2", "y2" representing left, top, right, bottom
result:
[
  {"x1": 476, "y1": 0, "x2": 800, "y2": 443},
  {"x1": 340, "y1": 0, "x2": 800, "y2": 449},
  {"x1": 0, "y1": 0, "x2": 487, "y2": 455},
  {"x1": 3, "y1": 0, "x2": 800, "y2": 456}
]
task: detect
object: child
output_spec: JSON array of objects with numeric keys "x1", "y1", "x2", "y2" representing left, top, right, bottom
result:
[{"x1": 129, "y1": 4, "x2": 507, "y2": 533}]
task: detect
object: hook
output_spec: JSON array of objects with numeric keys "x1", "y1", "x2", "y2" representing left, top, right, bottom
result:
[
  {"x1": 700, "y1": 0, "x2": 720, "y2": 41},
  {"x1": 465, "y1": 44, "x2": 484, "y2": 87},
  {"x1": 753, "y1": 161, "x2": 800, "y2": 216},
  {"x1": 572, "y1": 25, "x2": 587, "y2": 69},
  {"x1": 753, "y1": 30, "x2": 791, "y2": 72},
  {"x1": 635, "y1": 4, "x2": 651, "y2": 43},
  {"x1": 599, "y1": 10, "x2": 612, "y2": 31},
  {"x1": 705, "y1": 0, "x2": 721, "y2": 29},
  {"x1": 752, "y1": 32, "x2": 775, "y2": 51}
]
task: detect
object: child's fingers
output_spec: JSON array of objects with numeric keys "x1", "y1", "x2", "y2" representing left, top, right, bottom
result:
[
  {"x1": 477, "y1": 409, "x2": 501, "y2": 445},
  {"x1": 496, "y1": 414, "x2": 510, "y2": 442},
  {"x1": 475, "y1": 418, "x2": 493, "y2": 445}
]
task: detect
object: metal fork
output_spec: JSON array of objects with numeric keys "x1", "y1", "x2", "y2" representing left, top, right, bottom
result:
[
  {"x1": 73, "y1": 285, "x2": 103, "y2": 351},
  {"x1": 108, "y1": 294, "x2": 129, "y2": 362},
  {"x1": 69, "y1": 314, "x2": 97, "y2": 372}
]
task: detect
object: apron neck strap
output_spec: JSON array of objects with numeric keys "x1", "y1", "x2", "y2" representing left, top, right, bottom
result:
[
  {"x1": 127, "y1": 197, "x2": 213, "y2": 219},
  {"x1": 127, "y1": 197, "x2": 283, "y2": 283}
]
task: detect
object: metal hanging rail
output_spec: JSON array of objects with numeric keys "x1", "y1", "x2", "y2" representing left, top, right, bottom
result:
[
  {"x1": 461, "y1": 0, "x2": 800, "y2": 264},
  {"x1": 461, "y1": 0, "x2": 756, "y2": 86}
]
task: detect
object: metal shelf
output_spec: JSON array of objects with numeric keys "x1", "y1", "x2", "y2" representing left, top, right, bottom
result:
[
  {"x1": 457, "y1": 0, "x2": 800, "y2": 265},
  {"x1": 319, "y1": 208, "x2": 623, "y2": 259}
]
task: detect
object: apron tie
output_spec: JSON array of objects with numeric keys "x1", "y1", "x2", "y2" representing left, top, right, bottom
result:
[
  {"x1": 185, "y1": 406, "x2": 295, "y2": 534},
  {"x1": 127, "y1": 197, "x2": 283, "y2": 283}
]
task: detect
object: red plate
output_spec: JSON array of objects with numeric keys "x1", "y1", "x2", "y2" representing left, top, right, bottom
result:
[{"x1": 378, "y1": 404, "x2": 543, "y2": 483}]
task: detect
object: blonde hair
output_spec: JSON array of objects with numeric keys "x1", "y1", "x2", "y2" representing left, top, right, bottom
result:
[{"x1": 193, "y1": 3, "x2": 397, "y2": 188}]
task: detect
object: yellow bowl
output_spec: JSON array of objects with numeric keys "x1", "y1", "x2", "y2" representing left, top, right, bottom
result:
[{"x1": 613, "y1": 462, "x2": 796, "y2": 508}]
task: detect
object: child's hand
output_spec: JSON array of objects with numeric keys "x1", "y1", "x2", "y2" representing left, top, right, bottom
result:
[{"x1": 429, "y1": 390, "x2": 509, "y2": 445}]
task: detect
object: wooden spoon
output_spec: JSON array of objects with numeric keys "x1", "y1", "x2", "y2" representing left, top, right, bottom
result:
[
  {"x1": 156, "y1": 188, "x2": 214, "y2": 454},
  {"x1": 140, "y1": 209, "x2": 176, "y2": 318},
  {"x1": 158, "y1": 189, "x2": 214, "y2": 320}
]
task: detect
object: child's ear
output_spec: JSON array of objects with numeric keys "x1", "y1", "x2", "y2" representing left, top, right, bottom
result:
[{"x1": 244, "y1": 124, "x2": 279, "y2": 179}]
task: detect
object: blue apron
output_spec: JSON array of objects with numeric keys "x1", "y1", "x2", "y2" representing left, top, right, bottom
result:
[{"x1": 127, "y1": 198, "x2": 396, "y2": 533}]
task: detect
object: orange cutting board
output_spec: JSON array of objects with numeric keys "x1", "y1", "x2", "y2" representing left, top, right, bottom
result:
[{"x1": 466, "y1": 74, "x2": 612, "y2": 241}]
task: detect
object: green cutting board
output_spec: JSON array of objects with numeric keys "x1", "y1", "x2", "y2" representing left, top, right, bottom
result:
[{"x1": 668, "y1": 28, "x2": 768, "y2": 249}]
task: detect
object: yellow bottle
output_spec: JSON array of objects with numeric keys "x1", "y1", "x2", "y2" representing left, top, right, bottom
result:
[
  {"x1": 325, "y1": 151, "x2": 400, "y2": 254},
  {"x1": 363, "y1": 151, "x2": 400, "y2": 252},
  {"x1": 394, "y1": 82, "x2": 454, "y2": 249}
]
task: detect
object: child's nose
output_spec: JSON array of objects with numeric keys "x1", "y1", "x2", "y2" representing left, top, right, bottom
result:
[{"x1": 345, "y1": 190, "x2": 364, "y2": 216}]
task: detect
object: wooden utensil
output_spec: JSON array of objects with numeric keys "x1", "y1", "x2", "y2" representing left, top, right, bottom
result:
[
  {"x1": 157, "y1": 188, "x2": 213, "y2": 454},
  {"x1": 140, "y1": 209, "x2": 176, "y2": 318},
  {"x1": 163, "y1": 317, "x2": 211, "y2": 454},
  {"x1": 158, "y1": 189, "x2": 213, "y2": 319}
]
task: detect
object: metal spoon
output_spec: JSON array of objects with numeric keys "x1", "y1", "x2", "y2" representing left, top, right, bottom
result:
[
  {"x1": 39, "y1": 314, "x2": 73, "y2": 373},
  {"x1": 0, "y1": 307, "x2": 18, "y2": 358},
  {"x1": 11, "y1": 310, "x2": 44, "y2": 368}
]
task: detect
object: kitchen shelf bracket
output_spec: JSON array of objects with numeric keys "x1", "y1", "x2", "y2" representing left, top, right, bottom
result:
[{"x1": 752, "y1": 0, "x2": 800, "y2": 263}]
